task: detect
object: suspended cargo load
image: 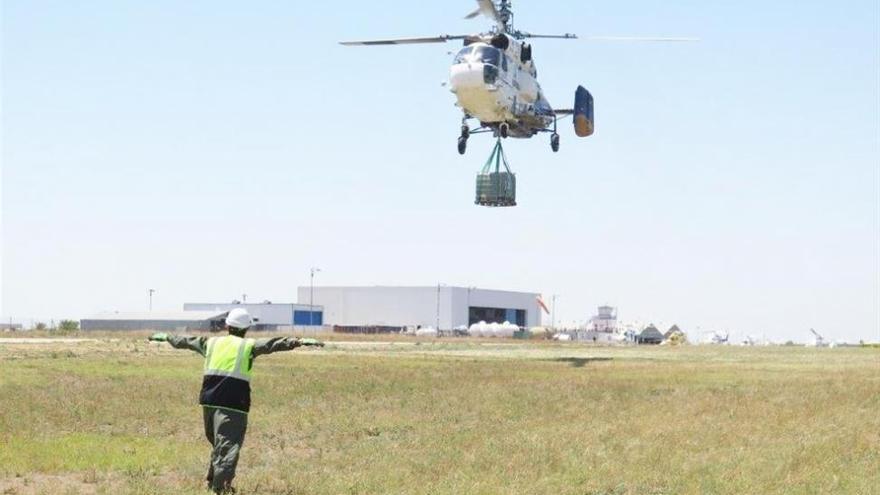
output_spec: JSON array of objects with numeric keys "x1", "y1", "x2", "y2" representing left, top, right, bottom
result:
[
  {"x1": 475, "y1": 139, "x2": 516, "y2": 207},
  {"x1": 475, "y1": 172, "x2": 516, "y2": 207}
]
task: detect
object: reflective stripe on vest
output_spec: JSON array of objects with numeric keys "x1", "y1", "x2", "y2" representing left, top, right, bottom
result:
[{"x1": 204, "y1": 335, "x2": 255, "y2": 382}]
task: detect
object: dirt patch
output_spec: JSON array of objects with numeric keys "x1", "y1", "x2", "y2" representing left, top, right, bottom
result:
[
  {"x1": 0, "y1": 471, "x2": 194, "y2": 495},
  {"x1": 0, "y1": 472, "x2": 102, "y2": 495}
]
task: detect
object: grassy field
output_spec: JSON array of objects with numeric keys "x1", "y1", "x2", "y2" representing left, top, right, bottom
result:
[{"x1": 0, "y1": 336, "x2": 878, "y2": 494}]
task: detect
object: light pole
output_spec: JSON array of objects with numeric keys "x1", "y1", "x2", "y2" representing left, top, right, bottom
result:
[
  {"x1": 310, "y1": 267, "x2": 321, "y2": 326},
  {"x1": 148, "y1": 289, "x2": 156, "y2": 312},
  {"x1": 436, "y1": 283, "x2": 446, "y2": 332}
]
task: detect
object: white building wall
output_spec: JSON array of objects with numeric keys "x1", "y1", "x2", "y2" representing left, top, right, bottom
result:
[
  {"x1": 295, "y1": 287, "x2": 443, "y2": 328},
  {"x1": 296, "y1": 287, "x2": 541, "y2": 329},
  {"x1": 450, "y1": 288, "x2": 468, "y2": 328}
]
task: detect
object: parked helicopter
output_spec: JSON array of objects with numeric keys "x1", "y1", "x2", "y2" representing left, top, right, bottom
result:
[{"x1": 341, "y1": 0, "x2": 696, "y2": 154}]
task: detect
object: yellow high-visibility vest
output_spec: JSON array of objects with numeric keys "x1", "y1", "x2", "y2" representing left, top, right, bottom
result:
[{"x1": 204, "y1": 335, "x2": 255, "y2": 381}]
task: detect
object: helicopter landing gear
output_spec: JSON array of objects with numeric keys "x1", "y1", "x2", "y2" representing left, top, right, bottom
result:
[
  {"x1": 458, "y1": 119, "x2": 471, "y2": 155},
  {"x1": 549, "y1": 115, "x2": 560, "y2": 152},
  {"x1": 499, "y1": 122, "x2": 510, "y2": 139}
]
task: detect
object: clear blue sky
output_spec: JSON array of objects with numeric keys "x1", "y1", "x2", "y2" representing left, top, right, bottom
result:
[{"x1": 2, "y1": 1, "x2": 878, "y2": 342}]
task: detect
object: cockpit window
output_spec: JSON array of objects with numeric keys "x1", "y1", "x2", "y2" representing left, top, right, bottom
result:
[{"x1": 454, "y1": 45, "x2": 501, "y2": 67}]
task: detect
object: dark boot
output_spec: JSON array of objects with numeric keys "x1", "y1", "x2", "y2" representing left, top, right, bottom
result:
[{"x1": 212, "y1": 482, "x2": 235, "y2": 494}]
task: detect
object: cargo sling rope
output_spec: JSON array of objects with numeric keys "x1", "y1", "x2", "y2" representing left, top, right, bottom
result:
[{"x1": 475, "y1": 138, "x2": 517, "y2": 207}]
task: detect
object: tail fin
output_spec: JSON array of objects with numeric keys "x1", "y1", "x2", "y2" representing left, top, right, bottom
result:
[{"x1": 574, "y1": 86, "x2": 594, "y2": 137}]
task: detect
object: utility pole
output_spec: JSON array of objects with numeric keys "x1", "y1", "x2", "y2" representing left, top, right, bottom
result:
[
  {"x1": 148, "y1": 289, "x2": 156, "y2": 312},
  {"x1": 310, "y1": 267, "x2": 321, "y2": 326}
]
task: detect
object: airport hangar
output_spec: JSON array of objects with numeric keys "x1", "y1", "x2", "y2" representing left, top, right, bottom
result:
[
  {"x1": 297, "y1": 286, "x2": 543, "y2": 329},
  {"x1": 81, "y1": 311, "x2": 229, "y2": 331},
  {"x1": 80, "y1": 287, "x2": 542, "y2": 331},
  {"x1": 82, "y1": 303, "x2": 324, "y2": 331}
]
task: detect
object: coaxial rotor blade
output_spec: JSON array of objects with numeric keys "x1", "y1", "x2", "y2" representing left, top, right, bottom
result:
[
  {"x1": 520, "y1": 33, "x2": 699, "y2": 42},
  {"x1": 340, "y1": 35, "x2": 474, "y2": 46},
  {"x1": 464, "y1": 0, "x2": 502, "y2": 28},
  {"x1": 519, "y1": 33, "x2": 578, "y2": 39}
]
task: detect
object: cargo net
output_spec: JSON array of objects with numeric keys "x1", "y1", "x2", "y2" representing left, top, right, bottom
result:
[{"x1": 475, "y1": 139, "x2": 516, "y2": 207}]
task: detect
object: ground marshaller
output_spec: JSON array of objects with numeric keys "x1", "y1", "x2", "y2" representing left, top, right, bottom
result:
[{"x1": 148, "y1": 308, "x2": 324, "y2": 494}]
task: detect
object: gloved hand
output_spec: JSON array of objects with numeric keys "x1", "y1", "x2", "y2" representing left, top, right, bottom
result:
[
  {"x1": 148, "y1": 332, "x2": 169, "y2": 342},
  {"x1": 298, "y1": 338, "x2": 325, "y2": 347}
]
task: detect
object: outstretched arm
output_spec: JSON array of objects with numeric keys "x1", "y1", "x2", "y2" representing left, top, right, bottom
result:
[
  {"x1": 252, "y1": 337, "x2": 324, "y2": 358},
  {"x1": 148, "y1": 333, "x2": 209, "y2": 356}
]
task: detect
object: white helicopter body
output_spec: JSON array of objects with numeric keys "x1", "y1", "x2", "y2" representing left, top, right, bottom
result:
[{"x1": 449, "y1": 38, "x2": 554, "y2": 138}]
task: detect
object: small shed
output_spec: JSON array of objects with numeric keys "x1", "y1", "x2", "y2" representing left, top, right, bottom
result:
[
  {"x1": 81, "y1": 311, "x2": 228, "y2": 331},
  {"x1": 637, "y1": 324, "x2": 664, "y2": 345}
]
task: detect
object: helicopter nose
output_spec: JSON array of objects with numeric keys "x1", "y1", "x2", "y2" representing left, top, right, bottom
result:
[{"x1": 449, "y1": 63, "x2": 487, "y2": 92}]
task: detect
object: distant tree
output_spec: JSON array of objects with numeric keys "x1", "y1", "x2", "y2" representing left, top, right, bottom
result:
[
  {"x1": 34, "y1": 322, "x2": 48, "y2": 331},
  {"x1": 57, "y1": 320, "x2": 79, "y2": 333}
]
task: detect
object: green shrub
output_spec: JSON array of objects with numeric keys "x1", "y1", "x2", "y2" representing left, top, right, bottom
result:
[{"x1": 57, "y1": 320, "x2": 79, "y2": 333}]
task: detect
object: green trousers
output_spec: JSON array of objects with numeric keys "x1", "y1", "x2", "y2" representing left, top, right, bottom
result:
[{"x1": 203, "y1": 407, "x2": 248, "y2": 493}]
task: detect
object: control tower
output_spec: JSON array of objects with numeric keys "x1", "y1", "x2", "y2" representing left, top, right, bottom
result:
[{"x1": 591, "y1": 305, "x2": 617, "y2": 333}]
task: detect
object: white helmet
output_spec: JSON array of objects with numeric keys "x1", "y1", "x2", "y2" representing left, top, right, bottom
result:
[{"x1": 226, "y1": 308, "x2": 253, "y2": 330}]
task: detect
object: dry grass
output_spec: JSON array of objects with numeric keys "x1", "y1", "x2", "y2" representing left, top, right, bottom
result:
[{"x1": 1, "y1": 337, "x2": 878, "y2": 494}]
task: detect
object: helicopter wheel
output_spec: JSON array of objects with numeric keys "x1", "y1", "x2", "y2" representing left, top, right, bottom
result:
[
  {"x1": 457, "y1": 136, "x2": 467, "y2": 155},
  {"x1": 499, "y1": 123, "x2": 510, "y2": 139},
  {"x1": 550, "y1": 133, "x2": 560, "y2": 152},
  {"x1": 460, "y1": 125, "x2": 470, "y2": 139}
]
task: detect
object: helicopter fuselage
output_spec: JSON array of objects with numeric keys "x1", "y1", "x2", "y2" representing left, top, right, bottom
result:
[{"x1": 449, "y1": 37, "x2": 553, "y2": 138}]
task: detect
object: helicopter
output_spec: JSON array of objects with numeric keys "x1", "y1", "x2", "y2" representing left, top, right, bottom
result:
[{"x1": 341, "y1": 0, "x2": 696, "y2": 155}]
